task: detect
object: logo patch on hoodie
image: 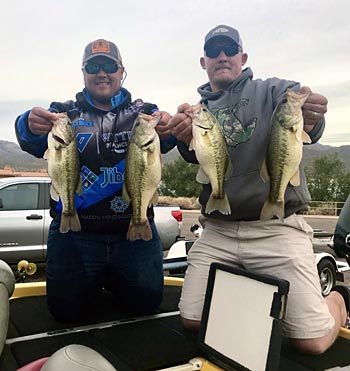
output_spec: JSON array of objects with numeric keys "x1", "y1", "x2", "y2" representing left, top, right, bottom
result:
[
  {"x1": 72, "y1": 119, "x2": 94, "y2": 129},
  {"x1": 211, "y1": 100, "x2": 256, "y2": 146}
]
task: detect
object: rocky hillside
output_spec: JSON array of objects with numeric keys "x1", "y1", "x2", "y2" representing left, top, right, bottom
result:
[
  {"x1": 0, "y1": 140, "x2": 47, "y2": 171},
  {"x1": 0, "y1": 140, "x2": 349, "y2": 171},
  {"x1": 302, "y1": 142, "x2": 350, "y2": 170}
]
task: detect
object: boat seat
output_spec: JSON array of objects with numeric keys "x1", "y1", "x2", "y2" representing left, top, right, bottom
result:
[
  {"x1": 0, "y1": 260, "x2": 15, "y2": 355},
  {"x1": 17, "y1": 344, "x2": 117, "y2": 371}
]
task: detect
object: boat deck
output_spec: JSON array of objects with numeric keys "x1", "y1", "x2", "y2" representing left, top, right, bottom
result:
[{"x1": 2, "y1": 284, "x2": 350, "y2": 370}]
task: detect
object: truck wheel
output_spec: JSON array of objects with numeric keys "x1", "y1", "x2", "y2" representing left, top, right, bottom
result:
[{"x1": 317, "y1": 259, "x2": 336, "y2": 297}]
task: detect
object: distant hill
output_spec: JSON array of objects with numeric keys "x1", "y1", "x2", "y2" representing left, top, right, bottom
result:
[
  {"x1": 0, "y1": 140, "x2": 180, "y2": 171},
  {"x1": 162, "y1": 143, "x2": 350, "y2": 170},
  {"x1": 0, "y1": 140, "x2": 47, "y2": 171},
  {"x1": 1, "y1": 140, "x2": 349, "y2": 171},
  {"x1": 302, "y1": 143, "x2": 350, "y2": 171}
]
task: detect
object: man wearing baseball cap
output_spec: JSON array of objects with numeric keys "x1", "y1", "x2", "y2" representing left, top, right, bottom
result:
[
  {"x1": 82, "y1": 39, "x2": 123, "y2": 65},
  {"x1": 204, "y1": 24, "x2": 243, "y2": 50},
  {"x1": 168, "y1": 25, "x2": 342, "y2": 356},
  {"x1": 201, "y1": 24, "x2": 246, "y2": 93},
  {"x1": 15, "y1": 38, "x2": 175, "y2": 322}
]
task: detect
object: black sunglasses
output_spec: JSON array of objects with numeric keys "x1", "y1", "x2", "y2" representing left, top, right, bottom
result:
[
  {"x1": 205, "y1": 45, "x2": 241, "y2": 59},
  {"x1": 84, "y1": 62, "x2": 119, "y2": 74}
]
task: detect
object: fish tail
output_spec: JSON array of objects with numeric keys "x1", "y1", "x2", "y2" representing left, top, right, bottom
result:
[
  {"x1": 127, "y1": 219, "x2": 153, "y2": 241},
  {"x1": 60, "y1": 212, "x2": 81, "y2": 233},
  {"x1": 205, "y1": 193, "x2": 231, "y2": 215},
  {"x1": 260, "y1": 200, "x2": 284, "y2": 221}
]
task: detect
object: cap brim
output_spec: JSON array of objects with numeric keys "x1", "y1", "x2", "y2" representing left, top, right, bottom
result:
[{"x1": 83, "y1": 53, "x2": 120, "y2": 64}]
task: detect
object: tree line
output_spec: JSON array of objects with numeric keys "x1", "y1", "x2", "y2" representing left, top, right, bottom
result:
[{"x1": 159, "y1": 153, "x2": 350, "y2": 203}]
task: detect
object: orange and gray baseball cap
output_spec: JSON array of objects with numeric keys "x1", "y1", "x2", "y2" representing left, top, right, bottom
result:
[
  {"x1": 204, "y1": 25, "x2": 243, "y2": 50},
  {"x1": 82, "y1": 39, "x2": 123, "y2": 65}
]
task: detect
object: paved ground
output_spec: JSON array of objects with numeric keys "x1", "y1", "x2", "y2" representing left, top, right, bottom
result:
[
  {"x1": 24, "y1": 212, "x2": 344, "y2": 283},
  {"x1": 179, "y1": 211, "x2": 350, "y2": 285},
  {"x1": 180, "y1": 211, "x2": 338, "y2": 240}
]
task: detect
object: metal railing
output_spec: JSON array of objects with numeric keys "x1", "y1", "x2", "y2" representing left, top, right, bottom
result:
[{"x1": 307, "y1": 201, "x2": 345, "y2": 216}]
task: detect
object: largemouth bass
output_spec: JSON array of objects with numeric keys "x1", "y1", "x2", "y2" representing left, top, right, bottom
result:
[
  {"x1": 186, "y1": 104, "x2": 232, "y2": 215},
  {"x1": 45, "y1": 112, "x2": 81, "y2": 233},
  {"x1": 260, "y1": 88, "x2": 311, "y2": 221},
  {"x1": 122, "y1": 113, "x2": 162, "y2": 241}
]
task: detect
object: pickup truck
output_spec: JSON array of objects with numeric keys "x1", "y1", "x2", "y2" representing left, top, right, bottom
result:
[{"x1": 0, "y1": 176, "x2": 182, "y2": 265}]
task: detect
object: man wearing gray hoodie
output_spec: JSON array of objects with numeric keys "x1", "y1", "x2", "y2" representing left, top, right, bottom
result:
[{"x1": 168, "y1": 24, "x2": 348, "y2": 355}]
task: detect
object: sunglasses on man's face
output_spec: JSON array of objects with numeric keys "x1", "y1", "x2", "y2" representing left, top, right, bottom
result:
[
  {"x1": 84, "y1": 62, "x2": 119, "y2": 74},
  {"x1": 205, "y1": 45, "x2": 241, "y2": 59}
]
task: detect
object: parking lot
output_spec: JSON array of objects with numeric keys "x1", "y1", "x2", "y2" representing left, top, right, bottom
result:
[
  {"x1": 180, "y1": 211, "x2": 338, "y2": 239},
  {"x1": 180, "y1": 211, "x2": 350, "y2": 286},
  {"x1": 23, "y1": 212, "x2": 349, "y2": 285}
]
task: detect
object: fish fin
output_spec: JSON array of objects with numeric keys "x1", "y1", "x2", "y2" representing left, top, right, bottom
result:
[
  {"x1": 43, "y1": 149, "x2": 49, "y2": 160},
  {"x1": 76, "y1": 177, "x2": 83, "y2": 195},
  {"x1": 289, "y1": 169, "x2": 300, "y2": 186},
  {"x1": 205, "y1": 193, "x2": 231, "y2": 215},
  {"x1": 225, "y1": 157, "x2": 233, "y2": 180},
  {"x1": 260, "y1": 160, "x2": 270, "y2": 183},
  {"x1": 60, "y1": 212, "x2": 81, "y2": 233},
  {"x1": 122, "y1": 184, "x2": 131, "y2": 205},
  {"x1": 302, "y1": 130, "x2": 312, "y2": 144},
  {"x1": 149, "y1": 190, "x2": 159, "y2": 207},
  {"x1": 260, "y1": 200, "x2": 284, "y2": 221},
  {"x1": 50, "y1": 184, "x2": 59, "y2": 201},
  {"x1": 189, "y1": 138, "x2": 195, "y2": 151},
  {"x1": 127, "y1": 219, "x2": 152, "y2": 241},
  {"x1": 196, "y1": 167, "x2": 210, "y2": 184}
]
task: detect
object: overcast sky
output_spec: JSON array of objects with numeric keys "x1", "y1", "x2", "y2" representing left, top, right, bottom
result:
[{"x1": 1, "y1": 0, "x2": 349, "y2": 146}]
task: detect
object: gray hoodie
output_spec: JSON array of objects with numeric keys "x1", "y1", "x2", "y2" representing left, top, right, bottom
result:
[{"x1": 177, "y1": 67, "x2": 325, "y2": 221}]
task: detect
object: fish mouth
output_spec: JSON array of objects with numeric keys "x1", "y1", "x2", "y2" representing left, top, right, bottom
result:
[
  {"x1": 184, "y1": 103, "x2": 201, "y2": 118},
  {"x1": 52, "y1": 133, "x2": 68, "y2": 146},
  {"x1": 184, "y1": 109, "x2": 193, "y2": 118},
  {"x1": 137, "y1": 113, "x2": 161, "y2": 129},
  {"x1": 151, "y1": 113, "x2": 161, "y2": 128}
]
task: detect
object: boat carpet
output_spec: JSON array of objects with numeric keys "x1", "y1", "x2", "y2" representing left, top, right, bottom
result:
[
  {"x1": 2, "y1": 285, "x2": 198, "y2": 371},
  {"x1": 2, "y1": 285, "x2": 350, "y2": 370},
  {"x1": 7, "y1": 285, "x2": 182, "y2": 338}
]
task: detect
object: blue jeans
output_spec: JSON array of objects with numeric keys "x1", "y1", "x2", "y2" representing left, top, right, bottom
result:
[{"x1": 46, "y1": 218, "x2": 164, "y2": 322}]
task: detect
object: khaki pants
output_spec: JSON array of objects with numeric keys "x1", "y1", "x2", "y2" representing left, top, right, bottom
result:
[{"x1": 179, "y1": 214, "x2": 334, "y2": 339}]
